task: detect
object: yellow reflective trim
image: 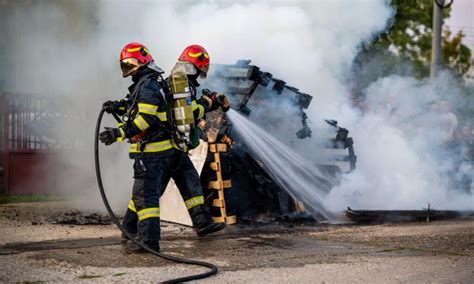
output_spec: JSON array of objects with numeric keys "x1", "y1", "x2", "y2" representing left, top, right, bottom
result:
[
  {"x1": 188, "y1": 51, "x2": 202, "y2": 58},
  {"x1": 138, "y1": 103, "x2": 158, "y2": 115},
  {"x1": 184, "y1": 195, "x2": 204, "y2": 210},
  {"x1": 197, "y1": 105, "x2": 205, "y2": 120},
  {"x1": 188, "y1": 52, "x2": 209, "y2": 59},
  {"x1": 171, "y1": 141, "x2": 189, "y2": 152},
  {"x1": 172, "y1": 141, "x2": 181, "y2": 150},
  {"x1": 117, "y1": 128, "x2": 125, "y2": 142},
  {"x1": 133, "y1": 115, "x2": 150, "y2": 131},
  {"x1": 156, "y1": 111, "x2": 167, "y2": 122},
  {"x1": 191, "y1": 100, "x2": 199, "y2": 111},
  {"x1": 127, "y1": 47, "x2": 141, "y2": 52},
  {"x1": 137, "y1": 207, "x2": 160, "y2": 221},
  {"x1": 127, "y1": 47, "x2": 150, "y2": 54},
  {"x1": 128, "y1": 200, "x2": 136, "y2": 212},
  {"x1": 129, "y1": 140, "x2": 173, "y2": 153}
]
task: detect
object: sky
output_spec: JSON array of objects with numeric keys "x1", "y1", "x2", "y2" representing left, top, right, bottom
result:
[{"x1": 446, "y1": 0, "x2": 474, "y2": 51}]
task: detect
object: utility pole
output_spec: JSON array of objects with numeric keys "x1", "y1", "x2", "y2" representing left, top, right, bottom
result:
[
  {"x1": 430, "y1": 0, "x2": 454, "y2": 79},
  {"x1": 430, "y1": 0, "x2": 444, "y2": 79}
]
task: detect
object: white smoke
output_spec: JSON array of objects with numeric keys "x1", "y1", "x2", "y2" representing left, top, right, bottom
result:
[
  {"x1": 2, "y1": 0, "x2": 471, "y2": 212},
  {"x1": 326, "y1": 74, "x2": 473, "y2": 210}
]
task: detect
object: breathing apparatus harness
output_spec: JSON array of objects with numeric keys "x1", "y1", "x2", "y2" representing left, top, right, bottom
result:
[
  {"x1": 167, "y1": 62, "x2": 202, "y2": 152},
  {"x1": 94, "y1": 66, "x2": 219, "y2": 283},
  {"x1": 123, "y1": 64, "x2": 200, "y2": 153}
]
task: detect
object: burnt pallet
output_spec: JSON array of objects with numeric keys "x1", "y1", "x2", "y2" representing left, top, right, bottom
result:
[{"x1": 346, "y1": 207, "x2": 474, "y2": 223}]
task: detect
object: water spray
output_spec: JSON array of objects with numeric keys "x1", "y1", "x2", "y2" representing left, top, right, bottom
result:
[{"x1": 227, "y1": 109, "x2": 339, "y2": 222}]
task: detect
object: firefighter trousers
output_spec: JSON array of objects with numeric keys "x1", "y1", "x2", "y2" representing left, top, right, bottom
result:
[{"x1": 122, "y1": 149, "x2": 207, "y2": 241}]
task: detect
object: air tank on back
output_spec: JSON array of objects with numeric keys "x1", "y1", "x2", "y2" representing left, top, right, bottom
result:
[{"x1": 169, "y1": 63, "x2": 195, "y2": 150}]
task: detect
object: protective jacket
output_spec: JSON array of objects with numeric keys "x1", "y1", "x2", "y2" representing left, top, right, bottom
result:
[
  {"x1": 115, "y1": 67, "x2": 210, "y2": 158},
  {"x1": 120, "y1": 71, "x2": 224, "y2": 241}
]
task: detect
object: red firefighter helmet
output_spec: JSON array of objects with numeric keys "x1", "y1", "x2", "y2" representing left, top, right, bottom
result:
[
  {"x1": 119, "y1": 42, "x2": 153, "y2": 77},
  {"x1": 178, "y1": 44, "x2": 210, "y2": 78}
]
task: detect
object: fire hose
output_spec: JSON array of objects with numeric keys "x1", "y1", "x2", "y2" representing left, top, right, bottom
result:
[{"x1": 94, "y1": 108, "x2": 218, "y2": 283}]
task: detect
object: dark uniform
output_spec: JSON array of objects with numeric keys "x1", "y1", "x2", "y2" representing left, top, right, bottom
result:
[{"x1": 116, "y1": 67, "x2": 221, "y2": 242}]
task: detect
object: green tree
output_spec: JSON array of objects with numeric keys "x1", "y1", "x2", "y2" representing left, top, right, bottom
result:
[
  {"x1": 360, "y1": 0, "x2": 471, "y2": 78},
  {"x1": 442, "y1": 29, "x2": 472, "y2": 75},
  {"x1": 351, "y1": 0, "x2": 473, "y2": 101},
  {"x1": 375, "y1": 0, "x2": 471, "y2": 78}
]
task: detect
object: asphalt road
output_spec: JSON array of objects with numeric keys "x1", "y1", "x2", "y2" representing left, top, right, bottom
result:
[{"x1": 0, "y1": 202, "x2": 473, "y2": 283}]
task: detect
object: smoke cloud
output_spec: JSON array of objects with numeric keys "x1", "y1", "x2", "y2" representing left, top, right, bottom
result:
[
  {"x1": 1, "y1": 0, "x2": 471, "y2": 213},
  {"x1": 326, "y1": 73, "x2": 473, "y2": 210}
]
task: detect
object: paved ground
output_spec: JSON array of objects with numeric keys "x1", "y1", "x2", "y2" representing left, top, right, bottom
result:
[{"x1": 0, "y1": 202, "x2": 473, "y2": 283}]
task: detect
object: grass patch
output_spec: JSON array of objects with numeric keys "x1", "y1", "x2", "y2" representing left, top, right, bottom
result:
[
  {"x1": 78, "y1": 274, "x2": 102, "y2": 279},
  {"x1": 0, "y1": 194, "x2": 63, "y2": 204}
]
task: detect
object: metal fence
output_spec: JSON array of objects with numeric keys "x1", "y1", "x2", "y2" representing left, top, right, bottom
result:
[
  {"x1": 1, "y1": 93, "x2": 88, "y2": 194},
  {"x1": 3, "y1": 94, "x2": 52, "y2": 150},
  {"x1": 1, "y1": 93, "x2": 89, "y2": 151}
]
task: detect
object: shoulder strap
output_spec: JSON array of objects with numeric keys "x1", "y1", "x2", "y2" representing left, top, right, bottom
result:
[{"x1": 126, "y1": 73, "x2": 156, "y2": 119}]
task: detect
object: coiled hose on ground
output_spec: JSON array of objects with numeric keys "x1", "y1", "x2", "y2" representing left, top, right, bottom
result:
[{"x1": 94, "y1": 108, "x2": 218, "y2": 283}]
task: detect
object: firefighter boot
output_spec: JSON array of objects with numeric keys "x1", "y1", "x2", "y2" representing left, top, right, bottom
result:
[
  {"x1": 125, "y1": 240, "x2": 160, "y2": 254},
  {"x1": 121, "y1": 232, "x2": 137, "y2": 244},
  {"x1": 121, "y1": 208, "x2": 138, "y2": 244},
  {"x1": 189, "y1": 205, "x2": 226, "y2": 237}
]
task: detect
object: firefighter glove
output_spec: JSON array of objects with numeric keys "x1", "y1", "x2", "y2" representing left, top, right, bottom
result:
[
  {"x1": 216, "y1": 94, "x2": 230, "y2": 112},
  {"x1": 202, "y1": 89, "x2": 217, "y2": 103},
  {"x1": 103, "y1": 100, "x2": 124, "y2": 114},
  {"x1": 99, "y1": 127, "x2": 123, "y2": 145},
  {"x1": 202, "y1": 89, "x2": 229, "y2": 112}
]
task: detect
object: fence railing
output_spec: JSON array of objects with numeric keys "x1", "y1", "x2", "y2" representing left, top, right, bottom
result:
[
  {"x1": 1, "y1": 92, "x2": 90, "y2": 194},
  {"x1": 1, "y1": 93, "x2": 89, "y2": 151}
]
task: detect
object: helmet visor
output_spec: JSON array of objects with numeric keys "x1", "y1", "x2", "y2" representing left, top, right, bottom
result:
[
  {"x1": 120, "y1": 58, "x2": 140, "y2": 77},
  {"x1": 198, "y1": 65, "x2": 209, "y2": 79}
]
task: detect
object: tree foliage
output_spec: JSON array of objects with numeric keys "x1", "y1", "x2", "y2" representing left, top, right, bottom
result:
[
  {"x1": 351, "y1": 0, "x2": 473, "y2": 121},
  {"x1": 358, "y1": 0, "x2": 471, "y2": 78},
  {"x1": 375, "y1": 0, "x2": 471, "y2": 78}
]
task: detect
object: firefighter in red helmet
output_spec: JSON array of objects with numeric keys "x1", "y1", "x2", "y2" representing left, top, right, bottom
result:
[
  {"x1": 165, "y1": 44, "x2": 230, "y2": 233},
  {"x1": 119, "y1": 43, "x2": 155, "y2": 77},
  {"x1": 100, "y1": 42, "x2": 169, "y2": 252},
  {"x1": 120, "y1": 45, "x2": 229, "y2": 248},
  {"x1": 102, "y1": 43, "x2": 229, "y2": 252},
  {"x1": 175, "y1": 44, "x2": 229, "y2": 112},
  {"x1": 178, "y1": 44, "x2": 210, "y2": 78}
]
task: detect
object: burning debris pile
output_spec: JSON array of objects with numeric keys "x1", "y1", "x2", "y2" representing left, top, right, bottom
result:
[
  {"x1": 199, "y1": 60, "x2": 357, "y2": 222},
  {"x1": 346, "y1": 207, "x2": 474, "y2": 224}
]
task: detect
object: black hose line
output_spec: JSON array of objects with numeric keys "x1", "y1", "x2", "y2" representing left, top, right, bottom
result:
[{"x1": 94, "y1": 108, "x2": 218, "y2": 283}]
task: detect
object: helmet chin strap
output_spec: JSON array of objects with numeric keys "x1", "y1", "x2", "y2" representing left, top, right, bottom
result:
[{"x1": 187, "y1": 74, "x2": 200, "y2": 88}]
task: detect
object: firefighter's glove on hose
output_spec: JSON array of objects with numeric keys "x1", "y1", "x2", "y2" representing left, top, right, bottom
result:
[
  {"x1": 99, "y1": 127, "x2": 124, "y2": 145},
  {"x1": 102, "y1": 100, "x2": 126, "y2": 114},
  {"x1": 202, "y1": 89, "x2": 230, "y2": 112},
  {"x1": 216, "y1": 94, "x2": 230, "y2": 112}
]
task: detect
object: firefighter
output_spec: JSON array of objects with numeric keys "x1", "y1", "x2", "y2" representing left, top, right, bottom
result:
[
  {"x1": 100, "y1": 42, "x2": 171, "y2": 251},
  {"x1": 160, "y1": 44, "x2": 229, "y2": 235},
  {"x1": 102, "y1": 43, "x2": 228, "y2": 252}
]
